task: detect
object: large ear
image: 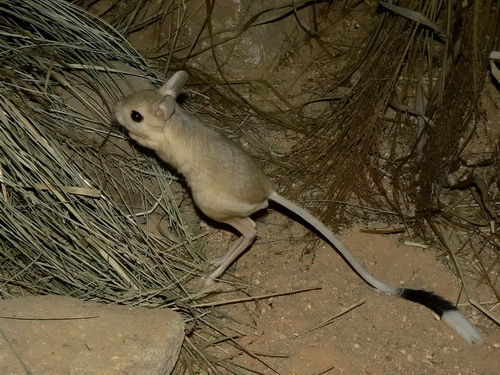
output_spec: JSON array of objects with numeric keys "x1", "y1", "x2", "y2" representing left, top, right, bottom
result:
[
  {"x1": 155, "y1": 95, "x2": 177, "y2": 121},
  {"x1": 157, "y1": 70, "x2": 188, "y2": 98}
]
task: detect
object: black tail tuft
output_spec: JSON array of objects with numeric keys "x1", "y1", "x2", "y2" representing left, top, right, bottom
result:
[
  {"x1": 401, "y1": 288, "x2": 484, "y2": 344},
  {"x1": 401, "y1": 288, "x2": 458, "y2": 317}
]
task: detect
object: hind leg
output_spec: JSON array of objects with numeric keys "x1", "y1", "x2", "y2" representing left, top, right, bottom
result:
[{"x1": 202, "y1": 217, "x2": 257, "y2": 285}]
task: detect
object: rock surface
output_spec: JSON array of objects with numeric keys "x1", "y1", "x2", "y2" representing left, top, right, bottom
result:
[{"x1": 0, "y1": 295, "x2": 184, "y2": 375}]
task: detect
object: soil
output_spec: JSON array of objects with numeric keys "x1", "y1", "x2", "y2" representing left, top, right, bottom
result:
[{"x1": 204, "y1": 215, "x2": 499, "y2": 375}]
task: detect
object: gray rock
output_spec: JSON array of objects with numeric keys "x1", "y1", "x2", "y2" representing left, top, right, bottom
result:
[{"x1": 0, "y1": 295, "x2": 184, "y2": 375}]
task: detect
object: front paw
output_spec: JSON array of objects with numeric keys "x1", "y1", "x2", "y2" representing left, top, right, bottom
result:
[
  {"x1": 199, "y1": 274, "x2": 216, "y2": 288},
  {"x1": 197, "y1": 260, "x2": 221, "y2": 289}
]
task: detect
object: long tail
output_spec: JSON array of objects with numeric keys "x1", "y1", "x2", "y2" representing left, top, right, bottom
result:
[{"x1": 268, "y1": 191, "x2": 484, "y2": 345}]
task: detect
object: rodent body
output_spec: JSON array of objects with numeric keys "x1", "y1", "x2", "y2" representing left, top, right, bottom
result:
[
  {"x1": 116, "y1": 91, "x2": 272, "y2": 222},
  {"x1": 115, "y1": 71, "x2": 484, "y2": 345}
]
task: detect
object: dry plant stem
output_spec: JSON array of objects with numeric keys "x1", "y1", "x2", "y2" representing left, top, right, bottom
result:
[
  {"x1": 222, "y1": 341, "x2": 280, "y2": 375},
  {"x1": 192, "y1": 320, "x2": 281, "y2": 375},
  {"x1": 167, "y1": 0, "x2": 330, "y2": 59},
  {"x1": 426, "y1": 219, "x2": 481, "y2": 309},
  {"x1": 202, "y1": 5, "x2": 306, "y2": 134},
  {"x1": 182, "y1": 336, "x2": 222, "y2": 375},
  {"x1": 192, "y1": 286, "x2": 322, "y2": 308},
  {"x1": 380, "y1": 1, "x2": 446, "y2": 37},
  {"x1": 431, "y1": 220, "x2": 499, "y2": 328},
  {"x1": 292, "y1": 299, "x2": 365, "y2": 337},
  {"x1": 82, "y1": 234, "x2": 140, "y2": 291},
  {"x1": 290, "y1": 16, "x2": 413, "y2": 220},
  {"x1": 415, "y1": 2, "x2": 495, "y2": 214},
  {"x1": 470, "y1": 299, "x2": 500, "y2": 326},
  {"x1": 317, "y1": 365, "x2": 337, "y2": 375}
]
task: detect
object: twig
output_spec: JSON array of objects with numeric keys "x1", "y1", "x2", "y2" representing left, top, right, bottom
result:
[
  {"x1": 292, "y1": 299, "x2": 365, "y2": 338},
  {"x1": 192, "y1": 286, "x2": 322, "y2": 308}
]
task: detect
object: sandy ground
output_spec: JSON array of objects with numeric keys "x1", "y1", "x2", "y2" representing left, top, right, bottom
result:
[{"x1": 206, "y1": 215, "x2": 499, "y2": 374}]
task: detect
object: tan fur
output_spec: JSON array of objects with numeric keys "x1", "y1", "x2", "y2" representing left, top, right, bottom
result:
[{"x1": 115, "y1": 87, "x2": 272, "y2": 222}]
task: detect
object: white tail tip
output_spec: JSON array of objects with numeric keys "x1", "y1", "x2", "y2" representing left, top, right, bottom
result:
[{"x1": 441, "y1": 310, "x2": 485, "y2": 345}]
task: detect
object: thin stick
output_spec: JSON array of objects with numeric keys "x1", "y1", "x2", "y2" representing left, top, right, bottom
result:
[
  {"x1": 192, "y1": 286, "x2": 322, "y2": 308},
  {"x1": 292, "y1": 299, "x2": 365, "y2": 338}
]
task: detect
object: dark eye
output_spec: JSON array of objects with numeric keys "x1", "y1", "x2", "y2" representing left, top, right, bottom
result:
[{"x1": 130, "y1": 110, "x2": 144, "y2": 123}]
